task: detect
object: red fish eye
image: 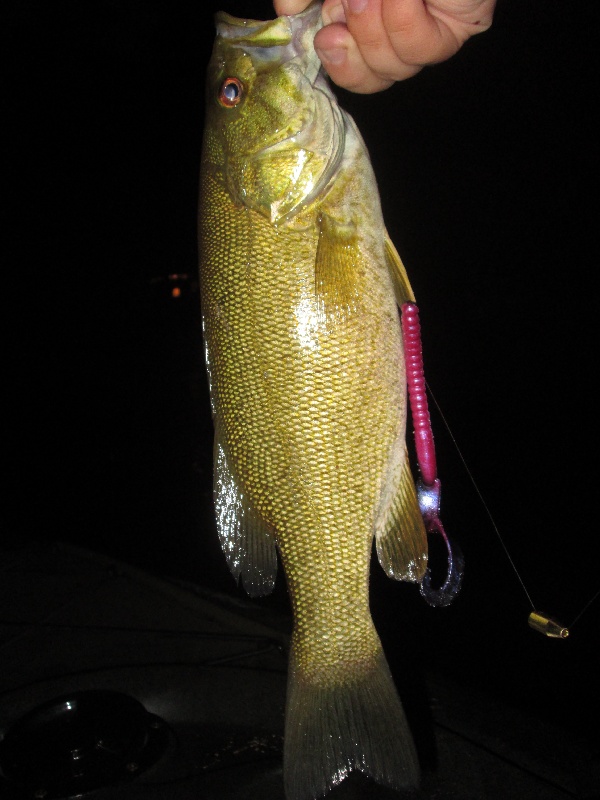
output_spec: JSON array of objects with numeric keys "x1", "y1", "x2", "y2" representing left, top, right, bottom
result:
[{"x1": 219, "y1": 77, "x2": 243, "y2": 107}]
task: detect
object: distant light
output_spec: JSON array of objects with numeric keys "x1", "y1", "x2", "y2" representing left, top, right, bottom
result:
[{"x1": 172, "y1": 287, "x2": 181, "y2": 299}]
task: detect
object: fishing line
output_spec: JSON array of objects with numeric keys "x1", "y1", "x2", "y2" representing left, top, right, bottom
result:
[
  {"x1": 425, "y1": 381, "x2": 598, "y2": 636},
  {"x1": 568, "y1": 588, "x2": 600, "y2": 629}
]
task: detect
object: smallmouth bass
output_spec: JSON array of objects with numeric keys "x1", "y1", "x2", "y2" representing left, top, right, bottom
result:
[{"x1": 198, "y1": 2, "x2": 429, "y2": 798}]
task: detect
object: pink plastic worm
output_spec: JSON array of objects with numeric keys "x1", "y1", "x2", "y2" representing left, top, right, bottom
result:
[
  {"x1": 401, "y1": 302, "x2": 437, "y2": 487},
  {"x1": 401, "y1": 302, "x2": 464, "y2": 607}
]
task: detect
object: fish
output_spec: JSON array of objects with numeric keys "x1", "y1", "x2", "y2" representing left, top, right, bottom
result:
[{"x1": 198, "y1": 2, "x2": 429, "y2": 798}]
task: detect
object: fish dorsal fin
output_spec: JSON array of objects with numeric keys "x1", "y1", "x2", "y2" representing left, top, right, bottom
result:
[
  {"x1": 384, "y1": 231, "x2": 416, "y2": 306},
  {"x1": 213, "y1": 431, "x2": 278, "y2": 596},
  {"x1": 375, "y1": 447, "x2": 427, "y2": 582}
]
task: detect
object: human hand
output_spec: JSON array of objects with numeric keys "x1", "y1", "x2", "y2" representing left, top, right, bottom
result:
[{"x1": 273, "y1": 0, "x2": 496, "y2": 93}]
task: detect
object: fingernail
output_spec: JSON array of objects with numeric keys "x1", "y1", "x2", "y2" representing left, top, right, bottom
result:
[
  {"x1": 346, "y1": 0, "x2": 368, "y2": 14},
  {"x1": 322, "y1": 1, "x2": 346, "y2": 24},
  {"x1": 316, "y1": 46, "x2": 347, "y2": 65}
]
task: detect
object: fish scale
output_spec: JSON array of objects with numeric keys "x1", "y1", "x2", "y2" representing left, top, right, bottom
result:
[{"x1": 199, "y1": 3, "x2": 428, "y2": 798}]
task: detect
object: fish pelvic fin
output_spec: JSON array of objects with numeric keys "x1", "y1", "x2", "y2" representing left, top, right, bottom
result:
[
  {"x1": 284, "y1": 645, "x2": 420, "y2": 800},
  {"x1": 384, "y1": 231, "x2": 416, "y2": 306},
  {"x1": 376, "y1": 447, "x2": 428, "y2": 582},
  {"x1": 213, "y1": 434, "x2": 278, "y2": 596}
]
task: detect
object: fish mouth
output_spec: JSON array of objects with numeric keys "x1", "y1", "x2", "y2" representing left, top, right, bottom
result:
[{"x1": 215, "y1": 2, "x2": 324, "y2": 88}]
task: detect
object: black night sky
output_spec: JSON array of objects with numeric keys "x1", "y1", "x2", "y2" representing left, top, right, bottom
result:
[{"x1": 4, "y1": 0, "x2": 600, "y2": 753}]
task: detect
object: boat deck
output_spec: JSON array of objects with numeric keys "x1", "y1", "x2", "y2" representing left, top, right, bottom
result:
[{"x1": 1, "y1": 541, "x2": 596, "y2": 799}]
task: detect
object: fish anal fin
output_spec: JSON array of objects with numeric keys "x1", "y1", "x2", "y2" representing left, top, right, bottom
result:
[
  {"x1": 384, "y1": 231, "x2": 416, "y2": 306},
  {"x1": 376, "y1": 448, "x2": 428, "y2": 582},
  {"x1": 284, "y1": 645, "x2": 419, "y2": 800},
  {"x1": 214, "y1": 436, "x2": 278, "y2": 597}
]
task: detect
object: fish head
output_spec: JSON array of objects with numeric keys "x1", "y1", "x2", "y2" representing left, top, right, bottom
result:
[{"x1": 202, "y1": 1, "x2": 345, "y2": 225}]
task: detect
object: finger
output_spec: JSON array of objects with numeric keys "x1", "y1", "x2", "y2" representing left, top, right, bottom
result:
[
  {"x1": 379, "y1": 0, "x2": 465, "y2": 65},
  {"x1": 314, "y1": 22, "x2": 419, "y2": 93},
  {"x1": 340, "y1": 0, "x2": 423, "y2": 80},
  {"x1": 273, "y1": 0, "x2": 313, "y2": 16}
]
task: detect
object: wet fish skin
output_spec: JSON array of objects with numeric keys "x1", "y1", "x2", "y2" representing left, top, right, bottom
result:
[{"x1": 198, "y1": 3, "x2": 428, "y2": 798}]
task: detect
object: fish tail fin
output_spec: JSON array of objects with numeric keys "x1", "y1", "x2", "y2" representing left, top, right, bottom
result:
[{"x1": 283, "y1": 644, "x2": 419, "y2": 800}]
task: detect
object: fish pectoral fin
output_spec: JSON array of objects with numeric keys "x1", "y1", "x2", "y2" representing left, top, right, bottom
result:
[
  {"x1": 384, "y1": 231, "x2": 416, "y2": 306},
  {"x1": 214, "y1": 435, "x2": 278, "y2": 597},
  {"x1": 314, "y1": 210, "x2": 361, "y2": 317},
  {"x1": 375, "y1": 449, "x2": 428, "y2": 582}
]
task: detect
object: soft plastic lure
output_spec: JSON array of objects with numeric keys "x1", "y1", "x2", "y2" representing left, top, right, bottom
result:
[
  {"x1": 401, "y1": 302, "x2": 464, "y2": 607},
  {"x1": 402, "y1": 303, "x2": 598, "y2": 635}
]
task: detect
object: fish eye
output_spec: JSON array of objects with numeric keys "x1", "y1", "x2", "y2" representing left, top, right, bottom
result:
[{"x1": 219, "y1": 77, "x2": 244, "y2": 108}]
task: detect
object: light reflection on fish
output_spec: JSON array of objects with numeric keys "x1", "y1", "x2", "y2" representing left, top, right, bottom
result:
[{"x1": 198, "y1": 3, "x2": 429, "y2": 797}]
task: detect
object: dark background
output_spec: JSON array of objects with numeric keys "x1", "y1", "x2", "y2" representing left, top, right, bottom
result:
[{"x1": 4, "y1": 0, "x2": 599, "y2": 752}]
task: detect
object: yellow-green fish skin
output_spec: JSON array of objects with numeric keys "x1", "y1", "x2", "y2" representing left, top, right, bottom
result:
[{"x1": 198, "y1": 3, "x2": 428, "y2": 798}]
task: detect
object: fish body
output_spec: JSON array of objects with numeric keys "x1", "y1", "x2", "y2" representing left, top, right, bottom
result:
[{"x1": 198, "y1": 3, "x2": 428, "y2": 798}]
